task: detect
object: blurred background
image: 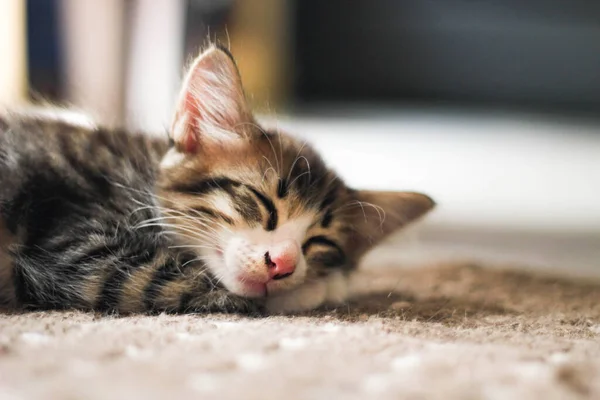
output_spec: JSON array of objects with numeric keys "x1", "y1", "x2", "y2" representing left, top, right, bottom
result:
[{"x1": 2, "y1": 0, "x2": 599, "y2": 276}]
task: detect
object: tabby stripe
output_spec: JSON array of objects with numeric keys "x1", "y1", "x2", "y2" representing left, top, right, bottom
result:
[
  {"x1": 277, "y1": 178, "x2": 289, "y2": 198},
  {"x1": 234, "y1": 192, "x2": 262, "y2": 223},
  {"x1": 248, "y1": 188, "x2": 278, "y2": 231},
  {"x1": 142, "y1": 257, "x2": 179, "y2": 311},
  {"x1": 178, "y1": 273, "x2": 216, "y2": 313},
  {"x1": 44, "y1": 237, "x2": 88, "y2": 255},
  {"x1": 178, "y1": 292, "x2": 194, "y2": 314},
  {"x1": 191, "y1": 206, "x2": 233, "y2": 224},
  {"x1": 68, "y1": 242, "x2": 122, "y2": 266},
  {"x1": 96, "y1": 248, "x2": 157, "y2": 312},
  {"x1": 169, "y1": 177, "x2": 241, "y2": 195},
  {"x1": 170, "y1": 176, "x2": 277, "y2": 230},
  {"x1": 302, "y1": 235, "x2": 344, "y2": 256},
  {"x1": 310, "y1": 251, "x2": 346, "y2": 269},
  {"x1": 59, "y1": 133, "x2": 112, "y2": 198},
  {"x1": 321, "y1": 209, "x2": 333, "y2": 228},
  {"x1": 319, "y1": 190, "x2": 337, "y2": 211},
  {"x1": 95, "y1": 128, "x2": 125, "y2": 157},
  {"x1": 13, "y1": 263, "x2": 33, "y2": 307}
]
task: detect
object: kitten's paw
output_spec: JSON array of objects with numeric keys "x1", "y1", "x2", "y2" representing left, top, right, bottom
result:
[
  {"x1": 265, "y1": 272, "x2": 351, "y2": 314},
  {"x1": 323, "y1": 271, "x2": 350, "y2": 306},
  {"x1": 265, "y1": 279, "x2": 327, "y2": 315},
  {"x1": 181, "y1": 289, "x2": 265, "y2": 316}
]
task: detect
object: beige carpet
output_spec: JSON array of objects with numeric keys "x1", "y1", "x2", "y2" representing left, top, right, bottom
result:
[{"x1": 1, "y1": 262, "x2": 599, "y2": 400}]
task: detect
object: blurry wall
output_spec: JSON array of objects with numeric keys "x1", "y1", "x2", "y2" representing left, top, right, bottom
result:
[
  {"x1": 27, "y1": 0, "x2": 62, "y2": 100},
  {"x1": 58, "y1": 0, "x2": 126, "y2": 126},
  {"x1": 22, "y1": 0, "x2": 288, "y2": 130},
  {"x1": 293, "y1": 0, "x2": 600, "y2": 112},
  {"x1": 124, "y1": 0, "x2": 186, "y2": 133},
  {"x1": 0, "y1": 0, "x2": 27, "y2": 106},
  {"x1": 182, "y1": 0, "x2": 291, "y2": 112},
  {"x1": 17, "y1": 0, "x2": 600, "y2": 121}
]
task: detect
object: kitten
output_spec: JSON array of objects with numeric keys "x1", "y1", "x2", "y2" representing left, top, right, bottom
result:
[{"x1": 0, "y1": 45, "x2": 434, "y2": 315}]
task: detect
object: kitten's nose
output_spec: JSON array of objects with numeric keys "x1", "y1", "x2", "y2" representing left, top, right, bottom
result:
[{"x1": 265, "y1": 239, "x2": 299, "y2": 280}]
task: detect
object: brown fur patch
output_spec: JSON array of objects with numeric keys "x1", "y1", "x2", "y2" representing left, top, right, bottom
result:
[
  {"x1": 119, "y1": 264, "x2": 161, "y2": 314},
  {"x1": 158, "y1": 280, "x2": 192, "y2": 311}
]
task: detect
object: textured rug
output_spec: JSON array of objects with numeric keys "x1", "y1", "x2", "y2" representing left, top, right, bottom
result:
[{"x1": 1, "y1": 262, "x2": 599, "y2": 400}]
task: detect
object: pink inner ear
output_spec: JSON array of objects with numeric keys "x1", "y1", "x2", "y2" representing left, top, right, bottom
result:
[
  {"x1": 182, "y1": 121, "x2": 198, "y2": 154},
  {"x1": 171, "y1": 46, "x2": 251, "y2": 154},
  {"x1": 172, "y1": 92, "x2": 201, "y2": 154}
]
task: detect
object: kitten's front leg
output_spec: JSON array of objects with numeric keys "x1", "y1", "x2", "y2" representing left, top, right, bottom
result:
[
  {"x1": 265, "y1": 271, "x2": 350, "y2": 314},
  {"x1": 179, "y1": 288, "x2": 265, "y2": 316}
]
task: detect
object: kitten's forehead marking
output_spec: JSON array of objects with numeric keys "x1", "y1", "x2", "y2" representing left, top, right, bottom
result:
[
  {"x1": 239, "y1": 214, "x2": 315, "y2": 244},
  {"x1": 208, "y1": 193, "x2": 237, "y2": 219}
]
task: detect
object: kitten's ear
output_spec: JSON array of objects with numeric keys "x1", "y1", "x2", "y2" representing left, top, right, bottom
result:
[
  {"x1": 171, "y1": 45, "x2": 252, "y2": 154},
  {"x1": 349, "y1": 190, "x2": 435, "y2": 257}
]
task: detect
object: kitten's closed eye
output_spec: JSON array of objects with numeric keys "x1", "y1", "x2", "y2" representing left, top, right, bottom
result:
[
  {"x1": 306, "y1": 251, "x2": 346, "y2": 270},
  {"x1": 302, "y1": 236, "x2": 346, "y2": 269}
]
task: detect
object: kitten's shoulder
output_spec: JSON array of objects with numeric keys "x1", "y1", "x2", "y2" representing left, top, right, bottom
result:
[
  {"x1": 0, "y1": 105, "x2": 169, "y2": 165},
  {"x1": 1, "y1": 105, "x2": 97, "y2": 130}
]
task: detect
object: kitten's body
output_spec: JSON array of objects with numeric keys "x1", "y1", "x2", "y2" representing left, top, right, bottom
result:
[
  {"x1": 0, "y1": 46, "x2": 434, "y2": 315},
  {"x1": 0, "y1": 116, "x2": 241, "y2": 313}
]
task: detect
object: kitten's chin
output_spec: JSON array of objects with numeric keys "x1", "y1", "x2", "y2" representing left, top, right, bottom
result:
[
  {"x1": 220, "y1": 274, "x2": 306, "y2": 299},
  {"x1": 230, "y1": 280, "x2": 268, "y2": 298},
  {"x1": 215, "y1": 271, "x2": 268, "y2": 298}
]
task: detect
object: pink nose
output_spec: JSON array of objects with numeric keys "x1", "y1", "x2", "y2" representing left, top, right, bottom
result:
[{"x1": 266, "y1": 239, "x2": 299, "y2": 280}]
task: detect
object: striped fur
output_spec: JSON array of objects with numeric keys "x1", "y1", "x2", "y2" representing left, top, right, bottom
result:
[{"x1": 0, "y1": 45, "x2": 434, "y2": 315}]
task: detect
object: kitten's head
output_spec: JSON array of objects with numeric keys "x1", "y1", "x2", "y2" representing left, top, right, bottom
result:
[{"x1": 158, "y1": 45, "x2": 434, "y2": 298}]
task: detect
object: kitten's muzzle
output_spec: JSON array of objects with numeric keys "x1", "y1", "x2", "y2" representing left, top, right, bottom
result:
[
  {"x1": 234, "y1": 239, "x2": 300, "y2": 296},
  {"x1": 264, "y1": 239, "x2": 298, "y2": 281}
]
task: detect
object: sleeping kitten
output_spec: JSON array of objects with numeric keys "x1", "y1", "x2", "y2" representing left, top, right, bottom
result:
[{"x1": 0, "y1": 45, "x2": 434, "y2": 315}]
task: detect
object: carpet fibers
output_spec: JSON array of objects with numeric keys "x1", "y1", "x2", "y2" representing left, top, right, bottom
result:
[{"x1": 1, "y1": 263, "x2": 599, "y2": 400}]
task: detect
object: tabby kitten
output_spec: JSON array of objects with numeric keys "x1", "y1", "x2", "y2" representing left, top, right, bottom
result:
[{"x1": 0, "y1": 45, "x2": 434, "y2": 315}]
